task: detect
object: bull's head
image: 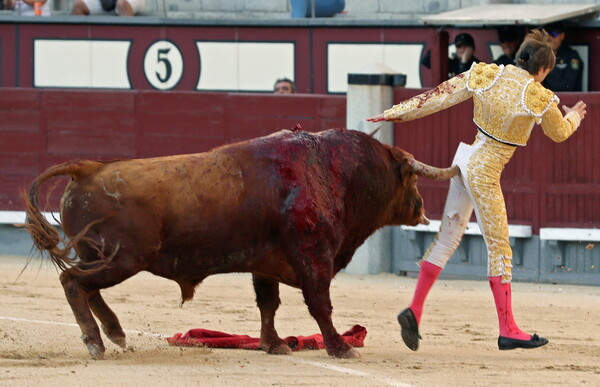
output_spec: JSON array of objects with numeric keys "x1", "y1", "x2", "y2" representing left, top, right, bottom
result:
[{"x1": 389, "y1": 147, "x2": 459, "y2": 226}]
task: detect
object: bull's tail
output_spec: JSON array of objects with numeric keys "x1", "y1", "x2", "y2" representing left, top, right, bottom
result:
[{"x1": 21, "y1": 160, "x2": 104, "y2": 272}]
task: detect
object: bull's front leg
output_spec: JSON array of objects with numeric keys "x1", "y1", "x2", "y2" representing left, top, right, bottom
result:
[
  {"x1": 295, "y1": 255, "x2": 360, "y2": 359},
  {"x1": 252, "y1": 274, "x2": 292, "y2": 355}
]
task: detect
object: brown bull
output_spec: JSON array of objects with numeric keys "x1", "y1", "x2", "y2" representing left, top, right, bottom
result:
[{"x1": 23, "y1": 127, "x2": 457, "y2": 359}]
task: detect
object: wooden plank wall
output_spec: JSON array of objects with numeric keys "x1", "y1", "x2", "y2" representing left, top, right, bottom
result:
[{"x1": 0, "y1": 88, "x2": 346, "y2": 211}]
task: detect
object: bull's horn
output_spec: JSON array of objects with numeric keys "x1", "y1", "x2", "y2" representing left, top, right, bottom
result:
[
  {"x1": 409, "y1": 158, "x2": 459, "y2": 181},
  {"x1": 419, "y1": 214, "x2": 431, "y2": 225}
]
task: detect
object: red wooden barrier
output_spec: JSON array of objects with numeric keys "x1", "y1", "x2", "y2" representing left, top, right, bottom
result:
[
  {"x1": 1, "y1": 87, "x2": 598, "y2": 233},
  {"x1": 0, "y1": 89, "x2": 346, "y2": 211}
]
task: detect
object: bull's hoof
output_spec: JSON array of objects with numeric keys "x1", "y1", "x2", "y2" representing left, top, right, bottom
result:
[
  {"x1": 102, "y1": 326, "x2": 127, "y2": 348},
  {"x1": 339, "y1": 347, "x2": 361, "y2": 359},
  {"x1": 109, "y1": 336, "x2": 127, "y2": 349},
  {"x1": 267, "y1": 343, "x2": 293, "y2": 355},
  {"x1": 81, "y1": 335, "x2": 105, "y2": 360},
  {"x1": 260, "y1": 341, "x2": 292, "y2": 355},
  {"x1": 328, "y1": 347, "x2": 361, "y2": 359},
  {"x1": 86, "y1": 343, "x2": 105, "y2": 360}
]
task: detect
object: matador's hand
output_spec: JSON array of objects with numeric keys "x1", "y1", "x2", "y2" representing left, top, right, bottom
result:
[
  {"x1": 367, "y1": 113, "x2": 386, "y2": 122},
  {"x1": 562, "y1": 101, "x2": 587, "y2": 120}
]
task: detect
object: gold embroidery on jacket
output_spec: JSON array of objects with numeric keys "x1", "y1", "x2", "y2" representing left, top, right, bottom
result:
[
  {"x1": 522, "y1": 79, "x2": 558, "y2": 118},
  {"x1": 384, "y1": 64, "x2": 578, "y2": 147},
  {"x1": 467, "y1": 62, "x2": 503, "y2": 92}
]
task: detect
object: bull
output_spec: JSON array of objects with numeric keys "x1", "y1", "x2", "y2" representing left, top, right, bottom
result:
[{"x1": 23, "y1": 127, "x2": 457, "y2": 359}]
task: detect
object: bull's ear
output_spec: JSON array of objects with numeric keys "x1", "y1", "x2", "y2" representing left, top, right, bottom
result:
[
  {"x1": 390, "y1": 146, "x2": 413, "y2": 179},
  {"x1": 390, "y1": 146, "x2": 415, "y2": 164}
]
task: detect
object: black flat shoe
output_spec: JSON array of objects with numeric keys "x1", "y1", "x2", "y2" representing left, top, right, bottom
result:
[
  {"x1": 498, "y1": 334, "x2": 549, "y2": 350},
  {"x1": 397, "y1": 308, "x2": 421, "y2": 351}
]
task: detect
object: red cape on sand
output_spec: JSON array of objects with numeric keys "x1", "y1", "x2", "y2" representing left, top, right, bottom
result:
[{"x1": 167, "y1": 324, "x2": 367, "y2": 351}]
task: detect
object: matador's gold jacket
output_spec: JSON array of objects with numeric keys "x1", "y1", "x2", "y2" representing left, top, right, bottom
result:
[{"x1": 384, "y1": 63, "x2": 581, "y2": 146}]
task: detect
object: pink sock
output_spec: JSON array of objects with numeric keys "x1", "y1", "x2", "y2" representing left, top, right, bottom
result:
[
  {"x1": 409, "y1": 261, "x2": 442, "y2": 324},
  {"x1": 488, "y1": 276, "x2": 531, "y2": 340}
]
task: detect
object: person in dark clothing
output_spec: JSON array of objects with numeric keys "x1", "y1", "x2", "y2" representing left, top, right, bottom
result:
[
  {"x1": 421, "y1": 33, "x2": 480, "y2": 80},
  {"x1": 542, "y1": 22, "x2": 584, "y2": 91},
  {"x1": 493, "y1": 26, "x2": 526, "y2": 66},
  {"x1": 449, "y1": 33, "x2": 480, "y2": 78}
]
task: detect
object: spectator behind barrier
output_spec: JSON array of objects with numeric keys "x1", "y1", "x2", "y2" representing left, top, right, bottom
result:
[
  {"x1": 291, "y1": 0, "x2": 344, "y2": 18},
  {"x1": 541, "y1": 22, "x2": 584, "y2": 92},
  {"x1": 448, "y1": 33, "x2": 480, "y2": 78},
  {"x1": 421, "y1": 33, "x2": 480, "y2": 80},
  {"x1": 274, "y1": 78, "x2": 296, "y2": 94},
  {"x1": 71, "y1": 0, "x2": 144, "y2": 16},
  {"x1": 493, "y1": 26, "x2": 526, "y2": 66},
  {"x1": 5, "y1": 0, "x2": 51, "y2": 16}
]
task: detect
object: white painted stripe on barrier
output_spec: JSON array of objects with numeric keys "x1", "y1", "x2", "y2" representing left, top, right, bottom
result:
[
  {"x1": 539, "y1": 227, "x2": 600, "y2": 242},
  {"x1": 196, "y1": 42, "x2": 294, "y2": 92},
  {"x1": 0, "y1": 211, "x2": 60, "y2": 226},
  {"x1": 34, "y1": 40, "x2": 131, "y2": 88},
  {"x1": 1, "y1": 315, "x2": 413, "y2": 386},
  {"x1": 401, "y1": 220, "x2": 532, "y2": 238}
]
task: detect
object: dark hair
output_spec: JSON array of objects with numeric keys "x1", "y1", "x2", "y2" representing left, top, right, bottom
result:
[
  {"x1": 514, "y1": 29, "x2": 556, "y2": 75},
  {"x1": 544, "y1": 21, "x2": 565, "y2": 34},
  {"x1": 497, "y1": 26, "x2": 526, "y2": 44},
  {"x1": 454, "y1": 33, "x2": 475, "y2": 49},
  {"x1": 273, "y1": 77, "x2": 296, "y2": 93}
]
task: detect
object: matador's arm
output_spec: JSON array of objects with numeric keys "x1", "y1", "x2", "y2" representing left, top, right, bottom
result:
[
  {"x1": 384, "y1": 72, "x2": 473, "y2": 122},
  {"x1": 539, "y1": 104, "x2": 581, "y2": 143}
]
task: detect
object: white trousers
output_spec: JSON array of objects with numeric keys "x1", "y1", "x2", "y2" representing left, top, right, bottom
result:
[{"x1": 423, "y1": 132, "x2": 517, "y2": 282}]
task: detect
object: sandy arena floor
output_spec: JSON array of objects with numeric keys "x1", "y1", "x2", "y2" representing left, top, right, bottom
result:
[{"x1": 0, "y1": 254, "x2": 599, "y2": 386}]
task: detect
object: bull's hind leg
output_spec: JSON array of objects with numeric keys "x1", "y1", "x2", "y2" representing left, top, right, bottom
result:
[
  {"x1": 252, "y1": 274, "x2": 292, "y2": 354},
  {"x1": 89, "y1": 290, "x2": 126, "y2": 348},
  {"x1": 60, "y1": 263, "x2": 141, "y2": 359},
  {"x1": 60, "y1": 269, "x2": 105, "y2": 359}
]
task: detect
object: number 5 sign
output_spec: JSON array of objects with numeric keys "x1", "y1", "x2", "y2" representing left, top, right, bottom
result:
[{"x1": 143, "y1": 40, "x2": 184, "y2": 90}]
